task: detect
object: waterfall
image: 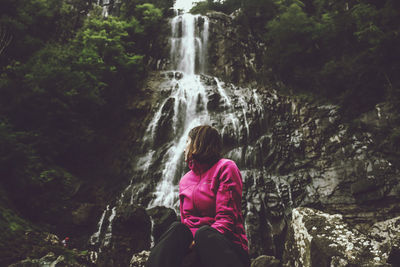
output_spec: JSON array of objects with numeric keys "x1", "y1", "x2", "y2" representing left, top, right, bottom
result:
[
  {"x1": 147, "y1": 13, "x2": 211, "y2": 208},
  {"x1": 89, "y1": 205, "x2": 108, "y2": 246},
  {"x1": 141, "y1": 11, "x2": 265, "y2": 211},
  {"x1": 89, "y1": 2, "x2": 272, "y2": 256},
  {"x1": 85, "y1": 2, "x2": 400, "y2": 263},
  {"x1": 97, "y1": 0, "x2": 110, "y2": 17},
  {"x1": 170, "y1": 14, "x2": 209, "y2": 74}
]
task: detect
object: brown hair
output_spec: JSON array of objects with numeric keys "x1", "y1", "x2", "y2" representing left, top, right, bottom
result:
[{"x1": 186, "y1": 125, "x2": 222, "y2": 165}]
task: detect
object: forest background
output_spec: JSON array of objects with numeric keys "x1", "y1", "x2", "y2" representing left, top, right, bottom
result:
[{"x1": 0, "y1": 0, "x2": 399, "y2": 265}]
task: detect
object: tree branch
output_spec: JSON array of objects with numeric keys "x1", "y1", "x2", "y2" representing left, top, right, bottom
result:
[{"x1": 0, "y1": 26, "x2": 13, "y2": 56}]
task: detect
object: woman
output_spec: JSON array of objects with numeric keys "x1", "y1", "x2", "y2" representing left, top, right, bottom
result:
[{"x1": 146, "y1": 125, "x2": 250, "y2": 267}]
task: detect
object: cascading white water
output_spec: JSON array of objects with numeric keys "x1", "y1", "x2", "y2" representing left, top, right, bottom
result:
[
  {"x1": 89, "y1": 9, "x2": 214, "y2": 250},
  {"x1": 146, "y1": 76, "x2": 211, "y2": 208},
  {"x1": 171, "y1": 14, "x2": 209, "y2": 74},
  {"x1": 147, "y1": 13, "x2": 211, "y2": 208},
  {"x1": 97, "y1": 0, "x2": 110, "y2": 17},
  {"x1": 137, "y1": 11, "x2": 265, "y2": 210},
  {"x1": 89, "y1": 1, "x2": 269, "y2": 254},
  {"x1": 89, "y1": 205, "x2": 108, "y2": 246}
]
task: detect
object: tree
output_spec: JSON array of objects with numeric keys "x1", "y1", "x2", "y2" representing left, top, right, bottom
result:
[{"x1": 0, "y1": 26, "x2": 12, "y2": 56}]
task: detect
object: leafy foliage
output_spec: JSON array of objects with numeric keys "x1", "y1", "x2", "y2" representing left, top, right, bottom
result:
[
  {"x1": 0, "y1": 1, "x2": 172, "y2": 261},
  {"x1": 198, "y1": 0, "x2": 400, "y2": 116}
]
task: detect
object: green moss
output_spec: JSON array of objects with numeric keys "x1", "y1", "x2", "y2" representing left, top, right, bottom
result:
[
  {"x1": 0, "y1": 196, "x2": 31, "y2": 237},
  {"x1": 9, "y1": 222, "x2": 22, "y2": 231}
]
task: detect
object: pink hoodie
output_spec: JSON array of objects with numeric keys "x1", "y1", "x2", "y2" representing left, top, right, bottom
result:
[{"x1": 179, "y1": 158, "x2": 249, "y2": 252}]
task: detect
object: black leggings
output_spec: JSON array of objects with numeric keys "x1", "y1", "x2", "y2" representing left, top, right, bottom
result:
[{"x1": 146, "y1": 222, "x2": 250, "y2": 267}]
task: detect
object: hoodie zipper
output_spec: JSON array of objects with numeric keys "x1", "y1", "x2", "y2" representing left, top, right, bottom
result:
[{"x1": 192, "y1": 173, "x2": 201, "y2": 215}]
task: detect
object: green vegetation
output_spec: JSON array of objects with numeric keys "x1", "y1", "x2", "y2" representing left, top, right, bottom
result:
[
  {"x1": 191, "y1": 0, "x2": 400, "y2": 117},
  {"x1": 0, "y1": 0, "x2": 171, "y2": 264},
  {"x1": 190, "y1": 0, "x2": 400, "y2": 166}
]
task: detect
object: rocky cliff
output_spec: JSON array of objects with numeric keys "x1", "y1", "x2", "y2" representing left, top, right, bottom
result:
[
  {"x1": 146, "y1": 11, "x2": 267, "y2": 85},
  {"x1": 123, "y1": 70, "x2": 400, "y2": 267},
  {"x1": 140, "y1": 11, "x2": 400, "y2": 266},
  {"x1": 8, "y1": 10, "x2": 400, "y2": 267},
  {"x1": 88, "y1": 71, "x2": 397, "y2": 267}
]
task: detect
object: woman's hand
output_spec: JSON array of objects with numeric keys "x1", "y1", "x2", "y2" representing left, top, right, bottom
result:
[{"x1": 189, "y1": 240, "x2": 195, "y2": 249}]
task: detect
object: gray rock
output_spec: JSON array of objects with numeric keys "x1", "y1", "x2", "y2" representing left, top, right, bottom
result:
[
  {"x1": 129, "y1": 69, "x2": 400, "y2": 261},
  {"x1": 130, "y1": 250, "x2": 150, "y2": 267},
  {"x1": 8, "y1": 252, "x2": 82, "y2": 267},
  {"x1": 282, "y1": 207, "x2": 395, "y2": 267},
  {"x1": 250, "y1": 255, "x2": 280, "y2": 267},
  {"x1": 96, "y1": 204, "x2": 151, "y2": 267},
  {"x1": 129, "y1": 250, "x2": 202, "y2": 267},
  {"x1": 147, "y1": 206, "x2": 177, "y2": 243}
]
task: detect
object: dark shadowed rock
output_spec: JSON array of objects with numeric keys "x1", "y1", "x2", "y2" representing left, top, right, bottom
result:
[
  {"x1": 71, "y1": 203, "x2": 100, "y2": 227},
  {"x1": 206, "y1": 91, "x2": 221, "y2": 111},
  {"x1": 97, "y1": 204, "x2": 151, "y2": 267},
  {"x1": 250, "y1": 255, "x2": 280, "y2": 267},
  {"x1": 154, "y1": 97, "x2": 175, "y2": 146},
  {"x1": 206, "y1": 11, "x2": 268, "y2": 85},
  {"x1": 147, "y1": 206, "x2": 177, "y2": 243}
]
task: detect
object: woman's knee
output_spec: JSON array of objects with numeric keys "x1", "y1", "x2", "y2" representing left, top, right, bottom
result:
[
  {"x1": 155, "y1": 222, "x2": 192, "y2": 247},
  {"x1": 167, "y1": 222, "x2": 191, "y2": 236},
  {"x1": 194, "y1": 225, "x2": 216, "y2": 243}
]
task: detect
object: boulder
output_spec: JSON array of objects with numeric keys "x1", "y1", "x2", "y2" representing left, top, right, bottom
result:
[
  {"x1": 282, "y1": 207, "x2": 396, "y2": 267},
  {"x1": 130, "y1": 250, "x2": 150, "y2": 267},
  {"x1": 96, "y1": 204, "x2": 151, "y2": 267},
  {"x1": 154, "y1": 97, "x2": 176, "y2": 146},
  {"x1": 130, "y1": 250, "x2": 202, "y2": 267},
  {"x1": 9, "y1": 252, "x2": 64, "y2": 267},
  {"x1": 147, "y1": 206, "x2": 177, "y2": 243},
  {"x1": 9, "y1": 249, "x2": 91, "y2": 267},
  {"x1": 250, "y1": 255, "x2": 280, "y2": 267},
  {"x1": 206, "y1": 11, "x2": 268, "y2": 85}
]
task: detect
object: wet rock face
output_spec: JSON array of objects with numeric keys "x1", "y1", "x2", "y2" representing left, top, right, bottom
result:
[
  {"x1": 282, "y1": 207, "x2": 399, "y2": 267},
  {"x1": 101, "y1": 11, "x2": 400, "y2": 264},
  {"x1": 251, "y1": 255, "x2": 280, "y2": 267},
  {"x1": 146, "y1": 11, "x2": 268, "y2": 84},
  {"x1": 125, "y1": 71, "x2": 400, "y2": 263},
  {"x1": 194, "y1": 16, "x2": 400, "y2": 263},
  {"x1": 154, "y1": 97, "x2": 176, "y2": 146},
  {"x1": 147, "y1": 206, "x2": 177, "y2": 243},
  {"x1": 71, "y1": 203, "x2": 101, "y2": 228},
  {"x1": 206, "y1": 11, "x2": 268, "y2": 85},
  {"x1": 236, "y1": 90, "x2": 400, "y2": 260},
  {"x1": 96, "y1": 204, "x2": 151, "y2": 267}
]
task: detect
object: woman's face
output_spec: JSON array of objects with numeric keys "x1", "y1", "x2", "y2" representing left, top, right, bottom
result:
[{"x1": 184, "y1": 137, "x2": 191, "y2": 162}]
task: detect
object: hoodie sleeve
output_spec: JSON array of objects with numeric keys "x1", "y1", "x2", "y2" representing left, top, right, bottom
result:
[
  {"x1": 211, "y1": 161, "x2": 243, "y2": 236},
  {"x1": 179, "y1": 194, "x2": 185, "y2": 223}
]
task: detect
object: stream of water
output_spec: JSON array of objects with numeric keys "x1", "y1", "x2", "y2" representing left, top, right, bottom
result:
[{"x1": 89, "y1": 4, "x2": 264, "y2": 254}]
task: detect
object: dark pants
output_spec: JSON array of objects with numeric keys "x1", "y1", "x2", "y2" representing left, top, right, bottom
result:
[{"x1": 146, "y1": 222, "x2": 250, "y2": 267}]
